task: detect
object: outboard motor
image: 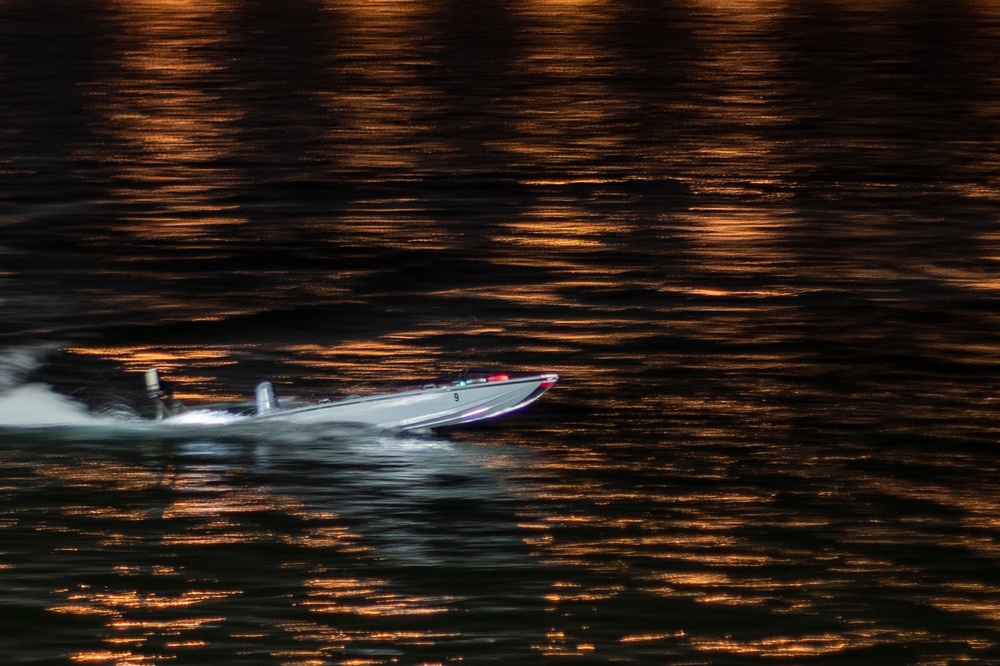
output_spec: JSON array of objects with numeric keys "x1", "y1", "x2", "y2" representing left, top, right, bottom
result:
[
  {"x1": 145, "y1": 367, "x2": 162, "y2": 401},
  {"x1": 145, "y1": 367, "x2": 182, "y2": 419},
  {"x1": 146, "y1": 367, "x2": 169, "y2": 419},
  {"x1": 255, "y1": 381, "x2": 279, "y2": 415}
]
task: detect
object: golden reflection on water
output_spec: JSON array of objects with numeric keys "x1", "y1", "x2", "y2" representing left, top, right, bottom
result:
[
  {"x1": 502, "y1": 0, "x2": 619, "y2": 168},
  {"x1": 284, "y1": 341, "x2": 444, "y2": 385},
  {"x1": 46, "y1": 487, "x2": 243, "y2": 663},
  {"x1": 14, "y1": 370, "x2": 1000, "y2": 664},
  {"x1": 852, "y1": 473, "x2": 1000, "y2": 562},
  {"x1": 7, "y1": 1, "x2": 1000, "y2": 663},
  {"x1": 689, "y1": 632, "x2": 883, "y2": 658},
  {"x1": 494, "y1": 208, "x2": 628, "y2": 267},
  {"x1": 684, "y1": 207, "x2": 794, "y2": 275},
  {"x1": 301, "y1": 575, "x2": 454, "y2": 618},
  {"x1": 322, "y1": 0, "x2": 435, "y2": 174},
  {"x1": 67, "y1": 345, "x2": 242, "y2": 401},
  {"x1": 87, "y1": 0, "x2": 245, "y2": 242},
  {"x1": 533, "y1": 628, "x2": 597, "y2": 658},
  {"x1": 485, "y1": 418, "x2": 1000, "y2": 661},
  {"x1": 32, "y1": 455, "x2": 416, "y2": 664},
  {"x1": 686, "y1": 4, "x2": 789, "y2": 198}
]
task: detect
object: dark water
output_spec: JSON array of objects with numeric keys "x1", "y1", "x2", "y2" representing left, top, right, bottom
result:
[{"x1": 4, "y1": 1, "x2": 1000, "y2": 663}]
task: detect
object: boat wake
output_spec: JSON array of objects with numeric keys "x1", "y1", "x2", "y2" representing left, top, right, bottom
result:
[
  {"x1": 0, "y1": 344, "x2": 123, "y2": 427},
  {"x1": 0, "y1": 383, "x2": 120, "y2": 427}
]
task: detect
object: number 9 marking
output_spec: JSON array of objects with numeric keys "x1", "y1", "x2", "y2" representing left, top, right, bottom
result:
[{"x1": 454, "y1": 392, "x2": 460, "y2": 402}]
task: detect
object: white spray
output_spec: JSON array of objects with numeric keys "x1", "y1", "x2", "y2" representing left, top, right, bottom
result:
[{"x1": 0, "y1": 345, "x2": 111, "y2": 427}]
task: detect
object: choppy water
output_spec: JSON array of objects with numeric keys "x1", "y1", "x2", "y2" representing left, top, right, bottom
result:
[{"x1": 4, "y1": 1, "x2": 1000, "y2": 663}]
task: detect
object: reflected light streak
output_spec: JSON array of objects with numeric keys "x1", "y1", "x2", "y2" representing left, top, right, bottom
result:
[
  {"x1": 292, "y1": 575, "x2": 459, "y2": 654},
  {"x1": 543, "y1": 581, "x2": 624, "y2": 606},
  {"x1": 929, "y1": 582, "x2": 1000, "y2": 623},
  {"x1": 321, "y1": 0, "x2": 435, "y2": 173},
  {"x1": 35, "y1": 454, "x2": 389, "y2": 665},
  {"x1": 684, "y1": 4, "x2": 792, "y2": 199},
  {"x1": 683, "y1": 207, "x2": 795, "y2": 277},
  {"x1": 915, "y1": 256, "x2": 1000, "y2": 295},
  {"x1": 316, "y1": 0, "x2": 463, "y2": 261},
  {"x1": 498, "y1": 212, "x2": 625, "y2": 252},
  {"x1": 35, "y1": 461, "x2": 164, "y2": 492},
  {"x1": 690, "y1": 0, "x2": 784, "y2": 8},
  {"x1": 284, "y1": 340, "x2": 444, "y2": 386},
  {"x1": 61, "y1": 283, "x2": 269, "y2": 324},
  {"x1": 328, "y1": 214, "x2": 460, "y2": 252},
  {"x1": 54, "y1": 581, "x2": 235, "y2": 666},
  {"x1": 283, "y1": 523, "x2": 372, "y2": 554},
  {"x1": 519, "y1": 0, "x2": 607, "y2": 9},
  {"x1": 503, "y1": 0, "x2": 622, "y2": 168},
  {"x1": 533, "y1": 629, "x2": 600, "y2": 659},
  {"x1": 621, "y1": 631, "x2": 687, "y2": 644},
  {"x1": 86, "y1": 0, "x2": 246, "y2": 243},
  {"x1": 852, "y1": 474, "x2": 1000, "y2": 562},
  {"x1": 688, "y1": 629, "x2": 939, "y2": 659},
  {"x1": 66, "y1": 344, "x2": 243, "y2": 401},
  {"x1": 501, "y1": 411, "x2": 1000, "y2": 659}
]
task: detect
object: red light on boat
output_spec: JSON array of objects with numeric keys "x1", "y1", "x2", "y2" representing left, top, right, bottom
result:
[{"x1": 487, "y1": 373, "x2": 509, "y2": 382}]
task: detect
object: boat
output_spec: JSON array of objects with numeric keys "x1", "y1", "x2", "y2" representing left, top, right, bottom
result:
[{"x1": 145, "y1": 367, "x2": 558, "y2": 431}]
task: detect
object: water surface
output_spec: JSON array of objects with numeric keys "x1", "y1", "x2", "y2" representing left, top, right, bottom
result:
[{"x1": 3, "y1": 1, "x2": 1000, "y2": 663}]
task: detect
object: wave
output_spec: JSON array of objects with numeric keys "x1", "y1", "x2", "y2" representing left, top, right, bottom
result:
[
  {"x1": 0, "y1": 383, "x2": 111, "y2": 426},
  {"x1": 0, "y1": 343, "x2": 54, "y2": 392},
  {"x1": 0, "y1": 344, "x2": 120, "y2": 427}
]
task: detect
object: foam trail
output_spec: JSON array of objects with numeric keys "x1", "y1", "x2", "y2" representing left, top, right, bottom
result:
[
  {"x1": 0, "y1": 343, "x2": 57, "y2": 392},
  {"x1": 0, "y1": 384, "x2": 112, "y2": 426},
  {"x1": 0, "y1": 345, "x2": 118, "y2": 427}
]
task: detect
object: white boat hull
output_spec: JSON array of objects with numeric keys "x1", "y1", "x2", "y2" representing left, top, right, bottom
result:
[{"x1": 162, "y1": 372, "x2": 558, "y2": 431}]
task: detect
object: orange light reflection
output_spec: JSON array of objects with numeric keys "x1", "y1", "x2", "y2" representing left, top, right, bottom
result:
[
  {"x1": 37, "y1": 455, "x2": 397, "y2": 665},
  {"x1": 66, "y1": 345, "x2": 243, "y2": 401},
  {"x1": 320, "y1": 0, "x2": 436, "y2": 174},
  {"x1": 84, "y1": 0, "x2": 247, "y2": 243}
]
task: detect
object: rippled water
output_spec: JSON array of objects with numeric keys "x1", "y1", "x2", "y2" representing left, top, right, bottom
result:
[{"x1": 4, "y1": 1, "x2": 1000, "y2": 663}]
